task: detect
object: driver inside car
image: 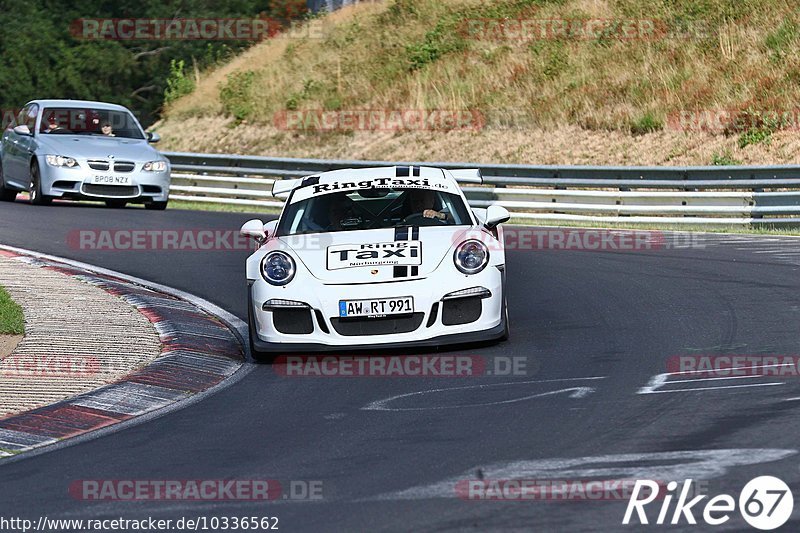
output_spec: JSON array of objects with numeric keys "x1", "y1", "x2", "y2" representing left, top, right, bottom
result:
[
  {"x1": 304, "y1": 196, "x2": 354, "y2": 232},
  {"x1": 43, "y1": 114, "x2": 64, "y2": 133},
  {"x1": 408, "y1": 189, "x2": 447, "y2": 221}
]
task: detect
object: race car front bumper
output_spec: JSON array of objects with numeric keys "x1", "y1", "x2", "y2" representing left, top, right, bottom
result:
[{"x1": 249, "y1": 264, "x2": 506, "y2": 352}]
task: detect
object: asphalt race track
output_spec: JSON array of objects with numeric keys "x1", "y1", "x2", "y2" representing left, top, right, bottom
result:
[{"x1": 2, "y1": 200, "x2": 800, "y2": 531}]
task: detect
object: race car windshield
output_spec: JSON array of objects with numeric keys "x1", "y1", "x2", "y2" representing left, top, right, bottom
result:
[
  {"x1": 39, "y1": 108, "x2": 146, "y2": 140},
  {"x1": 277, "y1": 188, "x2": 473, "y2": 236}
]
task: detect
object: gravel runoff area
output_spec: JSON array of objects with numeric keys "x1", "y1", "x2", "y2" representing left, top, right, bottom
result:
[
  {"x1": 0, "y1": 335, "x2": 21, "y2": 360},
  {"x1": 0, "y1": 254, "x2": 162, "y2": 418}
]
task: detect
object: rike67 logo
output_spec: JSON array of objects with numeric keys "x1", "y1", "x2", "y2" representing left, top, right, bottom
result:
[{"x1": 623, "y1": 476, "x2": 793, "y2": 530}]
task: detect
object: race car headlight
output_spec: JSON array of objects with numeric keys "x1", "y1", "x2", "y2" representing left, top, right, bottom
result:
[
  {"x1": 454, "y1": 240, "x2": 489, "y2": 275},
  {"x1": 45, "y1": 155, "x2": 78, "y2": 168},
  {"x1": 261, "y1": 251, "x2": 296, "y2": 286},
  {"x1": 143, "y1": 160, "x2": 167, "y2": 172}
]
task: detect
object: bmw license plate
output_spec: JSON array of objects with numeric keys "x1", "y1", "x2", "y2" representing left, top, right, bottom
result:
[
  {"x1": 91, "y1": 175, "x2": 131, "y2": 186},
  {"x1": 339, "y1": 296, "x2": 414, "y2": 318}
]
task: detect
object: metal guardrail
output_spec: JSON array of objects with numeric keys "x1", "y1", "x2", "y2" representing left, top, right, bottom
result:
[{"x1": 163, "y1": 151, "x2": 800, "y2": 225}]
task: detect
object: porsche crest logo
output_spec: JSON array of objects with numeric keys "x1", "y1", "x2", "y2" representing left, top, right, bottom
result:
[{"x1": 371, "y1": 269, "x2": 379, "y2": 275}]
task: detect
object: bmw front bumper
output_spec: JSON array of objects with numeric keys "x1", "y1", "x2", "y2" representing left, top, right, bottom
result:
[{"x1": 40, "y1": 160, "x2": 170, "y2": 203}]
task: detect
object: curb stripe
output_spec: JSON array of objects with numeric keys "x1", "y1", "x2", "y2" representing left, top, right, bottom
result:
[{"x1": 0, "y1": 246, "x2": 247, "y2": 461}]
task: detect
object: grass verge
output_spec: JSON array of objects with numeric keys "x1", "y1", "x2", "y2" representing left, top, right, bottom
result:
[
  {"x1": 168, "y1": 200, "x2": 282, "y2": 215},
  {"x1": 510, "y1": 218, "x2": 800, "y2": 236},
  {"x1": 0, "y1": 285, "x2": 24, "y2": 335},
  {"x1": 167, "y1": 201, "x2": 800, "y2": 236}
]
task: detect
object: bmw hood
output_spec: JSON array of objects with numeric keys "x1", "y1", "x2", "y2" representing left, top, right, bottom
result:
[
  {"x1": 37, "y1": 136, "x2": 160, "y2": 161},
  {"x1": 280, "y1": 226, "x2": 475, "y2": 284}
]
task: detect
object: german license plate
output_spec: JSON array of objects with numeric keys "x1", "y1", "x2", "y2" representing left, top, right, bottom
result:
[
  {"x1": 91, "y1": 175, "x2": 131, "y2": 185},
  {"x1": 339, "y1": 296, "x2": 414, "y2": 318}
]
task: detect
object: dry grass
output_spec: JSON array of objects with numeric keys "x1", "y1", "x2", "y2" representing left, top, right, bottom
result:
[
  {"x1": 157, "y1": 0, "x2": 800, "y2": 164},
  {"x1": 157, "y1": 116, "x2": 800, "y2": 165}
]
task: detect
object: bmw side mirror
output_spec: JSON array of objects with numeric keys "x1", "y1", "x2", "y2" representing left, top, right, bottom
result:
[
  {"x1": 485, "y1": 205, "x2": 510, "y2": 229},
  {"x1": 12, "y1": 125, "x2": 31, "y2": 136},
  {"x1": 241, "y1": 219, "x2": 267, "y2": 243},
  {"x1": 147, "y1": 132, "x2": 161, "y2": 143}
]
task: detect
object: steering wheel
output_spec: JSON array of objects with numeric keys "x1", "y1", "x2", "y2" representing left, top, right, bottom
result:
[{"x1": 401, "y1": 213, "x2": 447, "y2": 226}]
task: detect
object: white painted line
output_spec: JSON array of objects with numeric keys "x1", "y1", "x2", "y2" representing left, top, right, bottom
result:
[
  {"x1": 370, "y1": 449, "x2": 797, "y2": 502},
  {"x1": 667, "y1": 374, "x2": 773, "y2": 384},
  {"x1": 638, "y1": 374, "x2": 668, "y2": 394},
  {"x1": 362, "y1": 377, "x2": 605, "y2": 411},
  {"x1": 641, "y1": 383, "x2": 784, "y2": 394},
  {"x1": 638, "y1": 365, "x2": 792, "y2": 394},
  {"x1": 664, "y1": 362, "x2": 794, "y2": 377}
]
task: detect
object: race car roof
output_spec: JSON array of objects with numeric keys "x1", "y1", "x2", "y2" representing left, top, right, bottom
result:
[{"x1": 273, "y1": 166, "x2": 481, "y2": 199}]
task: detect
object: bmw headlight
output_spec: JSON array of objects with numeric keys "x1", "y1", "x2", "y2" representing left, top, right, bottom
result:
[
  {"x1": 45, "y1": 155, "x2": 78, "y2": 168},
  {"x1": 454, "y1": 240, "x2": 489, "y2": 275},
  {"x1": 143, "y1": 160, "x2": 167, "y2": 172},
  {"x1": 261, "y1": 251, "x2": 296, "y2": 286}
]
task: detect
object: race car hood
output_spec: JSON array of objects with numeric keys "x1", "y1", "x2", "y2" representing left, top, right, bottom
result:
[
  {"x1": 280, "y1": 226, "x2": 474, "y2": 284},
  {"x1": 36, "y1": 136, "x2": 161, "y2": 162}
]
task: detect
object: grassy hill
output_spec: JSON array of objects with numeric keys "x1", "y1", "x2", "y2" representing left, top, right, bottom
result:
[{"x1": 156, "y1": 0, "x2": 800, "y2": 165}]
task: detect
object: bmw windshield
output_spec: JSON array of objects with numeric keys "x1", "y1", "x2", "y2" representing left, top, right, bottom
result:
[
  {"x1": 277, "y1": 187, "x2": 473, "y2": 236},
  {"x1": 39, "y1": 107, "x2": 146, "y2": 140}
]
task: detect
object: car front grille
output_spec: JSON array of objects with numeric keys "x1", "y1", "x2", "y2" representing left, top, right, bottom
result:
[
  {"x1": 113, "y1": 161, "x2": 135, "y2": 172},
  {"x1": 88, "y1": 160, "x2": 110, "y2": 171},
  {"x1": 442, "y1": 296, "x2": 482, "y2": 326},
  {"x1": 272, "y1": 308, "x2": 314, "y2": 335},
  {"x1": 86, "y1": 161, "x2": 136, "y2": 172},
  {"x1": 81, "y1": 184, "x2": 139, "y2": 197},
  {"x1": 330, "y1": 313, "x2": 424, "y2": 336}
]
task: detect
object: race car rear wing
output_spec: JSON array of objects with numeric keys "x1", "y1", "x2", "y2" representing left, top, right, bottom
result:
[
  {"x1": 271, "y1": 177, "x2": 304, "y2": 198},
  {"x1": 449, "y1": 169, "x2": 483, "y2": 184},
  {"x1": 272, "y1": 167, "x2": 484, "y2": 197}
]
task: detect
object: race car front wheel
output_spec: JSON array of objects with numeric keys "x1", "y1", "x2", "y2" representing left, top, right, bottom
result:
[{"x1": 500, "y1": 297, "x2": 510, "y2": 341}]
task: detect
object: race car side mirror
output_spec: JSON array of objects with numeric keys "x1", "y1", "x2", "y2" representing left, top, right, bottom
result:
[
  {"x1": 484, "y1": 205, "x2": 510, "y2": 229},
  {"x1": 146, "y1": 132, "x2": 161, "y2": 143},
  {"x1": 240, "y1": 219, "x2": 267, "y2": 243},
  {"x1": 12, "y1": 125, "x2": 31, "y2": 136}
]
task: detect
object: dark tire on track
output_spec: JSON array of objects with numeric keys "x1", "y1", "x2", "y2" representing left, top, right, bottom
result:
[
  {"x1": 29, "y1": 162, "x2": 52, "y2": 206},
  {"x1": 145, "y1": 201, "x2": 168, "y2": 211},
  {"x1": 501, "y1": 300, "x2": 510, "y2": 341}
]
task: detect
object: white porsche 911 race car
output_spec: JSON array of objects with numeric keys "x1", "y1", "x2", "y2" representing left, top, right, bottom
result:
[{"x1": 239, "y1": 165, "x2": 510, "y2": 360}]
